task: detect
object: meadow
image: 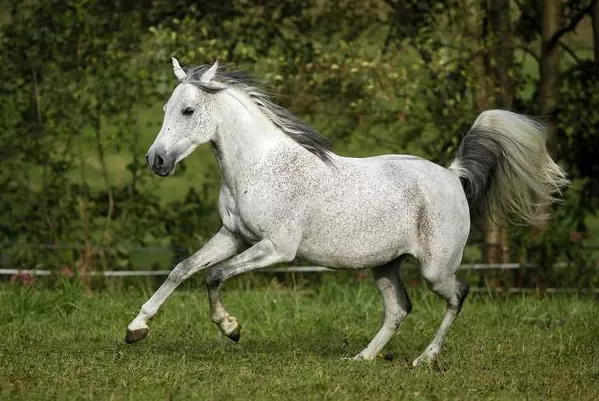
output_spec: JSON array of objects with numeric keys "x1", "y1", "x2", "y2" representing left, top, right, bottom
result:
[{"x1": 1, "y1": 278, "x2": 598, "y2": 400}]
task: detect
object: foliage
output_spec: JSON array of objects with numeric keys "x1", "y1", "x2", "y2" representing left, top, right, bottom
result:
[
  {"x1": 510, "y1": 179, "x2": 599, "y2": 288},
  {"x1": 0, "y1": 0, "x2": 161, "y2": 269},
  {"x1": 557, "y1": 61, "x2": 599, "y2": 219},
  {"x1": 0, "y1": 0, "x2": 597, "y2": 286}
]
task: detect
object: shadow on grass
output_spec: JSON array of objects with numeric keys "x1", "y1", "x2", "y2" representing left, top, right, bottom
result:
[{"x1": 109, "y1": 326, "x2": 422, "y2": 368}]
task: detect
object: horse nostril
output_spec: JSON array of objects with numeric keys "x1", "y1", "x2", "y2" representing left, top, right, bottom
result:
[{"x1": 154, "y1": 155, "x2": 165, "y2": 169}]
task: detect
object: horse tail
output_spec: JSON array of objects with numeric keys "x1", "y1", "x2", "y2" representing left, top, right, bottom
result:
[{"x1": 449, "y1": 110, "x2": 569, "y2": 225}]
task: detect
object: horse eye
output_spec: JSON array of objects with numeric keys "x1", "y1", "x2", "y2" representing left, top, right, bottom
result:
[{"x1": 182, "y1": 107, "x2": 195, "y2": 116}]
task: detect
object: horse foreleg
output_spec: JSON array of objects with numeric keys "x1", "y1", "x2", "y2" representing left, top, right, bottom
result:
[
  {"x1": 206, "y1": 238, "x2": 295, "y2": 341},
  {"x1": 125, "y1": 227, "x2": 244, "y2": 343}
]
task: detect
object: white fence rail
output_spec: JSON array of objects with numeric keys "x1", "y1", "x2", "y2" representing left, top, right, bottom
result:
[
  {"x1": 0, "y1": 263, "x2": 537, "y2": 277},
  {"x1": 2, "y1": 265, "x2": 597, "y2": 294}
]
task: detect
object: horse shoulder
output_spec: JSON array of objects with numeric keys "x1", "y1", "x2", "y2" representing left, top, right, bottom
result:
[
  {"x1": 217, "y1": 184, "x2": 242, "y2": 234},
  {"x1": 234, "y1": 149, "x2": 320, "y2": 236}
]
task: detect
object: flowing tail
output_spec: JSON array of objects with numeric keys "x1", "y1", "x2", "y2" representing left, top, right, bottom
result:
[{"x1": 449, "y1": 110, "x2": 569, "y2": 225}]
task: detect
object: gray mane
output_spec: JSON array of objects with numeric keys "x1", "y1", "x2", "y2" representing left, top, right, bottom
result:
[{"x1": 183, "y1": 64, "x2": 333, "y2": 164}]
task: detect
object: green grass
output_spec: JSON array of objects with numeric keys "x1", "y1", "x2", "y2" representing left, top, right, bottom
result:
[{"x1": 1, "y1": 279, "x2": 598, "y2": 400}]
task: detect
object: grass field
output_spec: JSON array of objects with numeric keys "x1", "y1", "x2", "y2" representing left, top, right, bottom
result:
[{"x1": 1, "y1": 279, "x2": 598, "y2": 400}]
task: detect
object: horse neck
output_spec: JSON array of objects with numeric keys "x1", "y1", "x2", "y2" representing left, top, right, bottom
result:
[{"x1": 210, "y1": 90, "x2": 293, "y2": 192}]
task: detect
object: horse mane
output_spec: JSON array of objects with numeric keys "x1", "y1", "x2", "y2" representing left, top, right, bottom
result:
[{"x1": 183, "y1": 64, "x2": 333, "y2": 164}]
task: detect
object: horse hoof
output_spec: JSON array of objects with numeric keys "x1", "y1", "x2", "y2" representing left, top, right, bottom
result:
[
  {"x1": 226, "y1": 327, "x2": 241, "y2": 342},
  {"x1": 412, "y1": 344, "x2": 439, "y2": 367},
  {"x1": 125, "y1": 328, "x2": 149, "y2": 344},
  {"x1": 352, "y1": 352, "x2": 375, "y2": 361}
]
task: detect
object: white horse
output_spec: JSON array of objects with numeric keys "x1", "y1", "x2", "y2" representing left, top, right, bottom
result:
[{"x1": 126, "y1": 59, "x2": 568, "y2": 366}]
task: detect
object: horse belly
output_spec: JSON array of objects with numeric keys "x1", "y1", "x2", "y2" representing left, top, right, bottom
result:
[{"x1": 297, "y1": 211, "x2": 417, "y2": 269}]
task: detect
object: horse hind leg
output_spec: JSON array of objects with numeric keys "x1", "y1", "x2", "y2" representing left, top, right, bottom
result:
[
  {"x1": 353, "y1": 258, "x2": 412, "y2": 360},
  {"x1": 412, "y1": 252, "x2": 469, "y2": 367}
]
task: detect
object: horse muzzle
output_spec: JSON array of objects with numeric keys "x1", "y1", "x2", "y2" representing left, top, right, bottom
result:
[{"x1": 146, "y1": 147, "x2": 176, "y2": 177}]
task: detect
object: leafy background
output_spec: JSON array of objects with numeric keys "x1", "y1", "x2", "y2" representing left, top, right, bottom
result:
[{"x1": 1, "y1": 0, "x2": 598, "y2": 288}]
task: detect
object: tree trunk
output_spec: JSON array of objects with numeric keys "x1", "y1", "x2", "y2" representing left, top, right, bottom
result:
[
  {"x1": 76, "y1": 142, "x2": 93, "y2": 293},
  {"x1": 488, "y1": 0, "x2": 514, "y2": 109},
  {"x1": 532, "y1": 0, "x2": 563, "y2": 243},
  {"x1": 539, "y1": 0, "x2": 562, "y2": 156},
  {"x1": 94, "y1": 114, "x2": 114, "y2": 245},
  {"x1": 592, "y1": 1, "x2": 599, "y2": 69},
  {"x1": 533, "y1": 0, "x2": 563, "y2": 287},
  {"x1": 465, "y1": 1, "x2": 499, "y2": 269},
  {"x1": 485, "y1": 0, "x2": 514, "y2": 266},
  {"x1": 466, "y1": 0, "x2": 491, "y2": 109}
]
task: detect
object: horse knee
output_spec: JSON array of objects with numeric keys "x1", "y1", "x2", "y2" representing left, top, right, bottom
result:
[{"x1": 166, "y1": 263, "x2": 187, "y2": 284}]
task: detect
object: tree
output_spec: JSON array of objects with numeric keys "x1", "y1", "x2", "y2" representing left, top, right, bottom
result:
[
  {"x1": 483, "y1": 0, "x2": 515, "y2": 266},
  {"x1": 0, "y1": 0, "x2": 161, "y2": 274},
  {"x1": 540, "y1": 0, "x2": 597, "y2": 154},
  {"x1": 593, "y1": 0, "x2": 599, "y2": 67}
]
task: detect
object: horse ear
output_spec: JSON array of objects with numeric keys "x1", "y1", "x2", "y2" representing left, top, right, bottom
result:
[
  {"x1": 171, "y1": 57, "x2": 187, "y2": 81},
  {"x1": 201, "y1": 60, "x2": 219, "y2": 83}
]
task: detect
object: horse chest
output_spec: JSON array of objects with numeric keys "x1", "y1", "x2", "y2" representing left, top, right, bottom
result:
[{"x1": 218, "y1": 189, "x2": 263, "y2": 243}]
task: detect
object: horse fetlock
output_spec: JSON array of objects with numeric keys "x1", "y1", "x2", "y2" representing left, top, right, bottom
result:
[
  {"x1": 219, "y1": 315, "x2": 239, "y2": 332},
  {"x1": 211, "y1": 310, "x2": 228, "y2": 324}
]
